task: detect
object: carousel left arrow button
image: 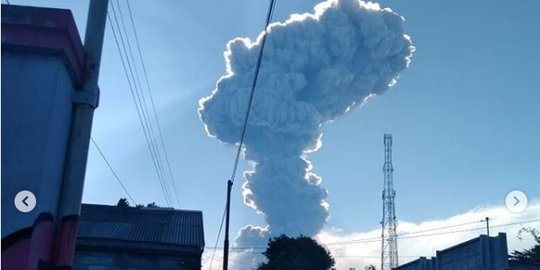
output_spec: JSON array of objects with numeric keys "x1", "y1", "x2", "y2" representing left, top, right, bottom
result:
[{"x1": 15, "y1": 190, "x2": 36, "y2": 213}]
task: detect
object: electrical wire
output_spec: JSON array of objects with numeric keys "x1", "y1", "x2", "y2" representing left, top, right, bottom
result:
[
  {"x1": 108, "y1": 9, "x2": 172, "y2": 207},
  {"x1": 124, "y1": 0, "x2": 181, "y2": 208},
  {"x1": 208, "y1": 208, "x2": 227, "y2": 270},
  {"x1": 90, "y1": 137, "x2": 137, "y2": 205},
  {"x1": 230, "y1": 0, "x2": 277, "y2": 184},
  {"x1": 400, "y1": 219, "x2": 483, "y2": 237},
  {"x1": 203, "y1": 217, "x2": 539, "y2": 268},
  {"x1": 204, "y1": 253, "x2": 259, "y2": 270},
  {"x1": 204, "y1": 218, "x2": 540, "y2": 250},
  {"x1": 207, "y1": 1, "x2": 277, "y2": 269},
  {"x1": 110, "y1": 0, "x2": 175, "y2": 207},
  {"x1": 113, "y1": 0, "x2": 170, "y2": 201},
  {"x1": 399, "y1": 218, "x2": 540, "y2": 240},
  {"x1": 324, "y1": 219, "x2": 486, "y2": 246},
  {"x1": 111, "y1": 0, "x2": 180, "y2": 208},
  {"x1": 107, "y1": 6, "x2": 174, "y2": 207}
]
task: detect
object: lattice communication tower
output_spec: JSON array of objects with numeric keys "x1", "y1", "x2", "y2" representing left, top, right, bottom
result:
[{"x1": 381, "y1": 134, "x2": 398, "y2": 270}]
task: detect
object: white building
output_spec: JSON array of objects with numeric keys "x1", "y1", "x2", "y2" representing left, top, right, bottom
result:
[{"x1": 393, "y1": 233, "x2": 540, "y2": 270}]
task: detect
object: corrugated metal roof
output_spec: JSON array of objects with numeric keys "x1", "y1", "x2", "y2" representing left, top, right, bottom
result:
[{"x1": 78, "y1": 204, "x2": 204, "y2": 248}]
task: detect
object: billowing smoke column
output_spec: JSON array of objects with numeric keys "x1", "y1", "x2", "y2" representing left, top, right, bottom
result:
[{"x1": 198, "y1": 0, "x2": 414, "y2": 261}]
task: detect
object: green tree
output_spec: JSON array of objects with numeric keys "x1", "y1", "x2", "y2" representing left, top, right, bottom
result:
[
  {"x1": 257, "y1": 235, "x2": 335, "y2": 270},
  {"x1": 146, "y1": 202, "x2": 158, "y2": 207},
  {"x1": 116, "y1": 198, "x2": 130, "y2": 208},
  {"x1": 510, "y1": 227, "x2": 540, "y2": 264}
]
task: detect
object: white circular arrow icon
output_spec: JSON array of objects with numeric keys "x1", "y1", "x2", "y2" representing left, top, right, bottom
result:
[
  {"x1": 506, "y1": 190, "x2": 528, "y2": 213},
  {"x1": 14, "y1": 190, "x2": 36, "y2": 213}
]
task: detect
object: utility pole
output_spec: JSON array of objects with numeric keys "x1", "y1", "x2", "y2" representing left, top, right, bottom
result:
[
  {"x1": 381, "y1": 134, "x2": 399, "y2": 270},
  {"x1": 223, "y1": 180, "x2": 233, "y2": 270},
  {"x1": 485, "y1": 217, "x2": 490, "y2": 236},
  {"x1": 56, "y1": 0, "x2": 108, "y2": 267}
]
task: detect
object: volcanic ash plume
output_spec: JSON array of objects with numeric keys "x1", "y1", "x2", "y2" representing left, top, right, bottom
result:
[{"x1": 198, "y1": 0, "x2": 414, "y2": 259}]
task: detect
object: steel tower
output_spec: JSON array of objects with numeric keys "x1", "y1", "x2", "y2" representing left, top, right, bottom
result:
[{"x1": 381, "y1": 134, "x2": 398, "y2": 270}]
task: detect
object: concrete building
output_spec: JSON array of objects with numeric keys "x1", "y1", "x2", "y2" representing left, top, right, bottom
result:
[
  {"x1": 75, "y1": 204, "x2": 205, "y2": 270},
  {"x1": 2, "y1": 4, "x2": 103, "y2": 269},
  {"x1": 393, "y1": 233, "x2": 540, "y2": 270}
]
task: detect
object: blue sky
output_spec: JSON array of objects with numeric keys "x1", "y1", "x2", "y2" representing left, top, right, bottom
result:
[{"x1": 6, "y1": 0, "x2": 540, "y2": 266}]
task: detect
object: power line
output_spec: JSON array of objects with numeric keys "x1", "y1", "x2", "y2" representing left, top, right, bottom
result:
[
  {"x1": 330, "y1": 218, "x2": 540, "y2": 246},
  {"x1": 107, "y1": 4, "x2": 174, "y2": 207},
  {"x1": 399, "y1": 218, "x2": 540, "y2": 241},
  {"x1": 204, "y1": 218, "x2": 540, "y2": 250},
  {"x1": 203, "y1": 218, "x2": 540, "y2": 269},
  {"x1": 107, "y1": 8, "x2": 172, "y2": 207},
  {"x1": 111, "y1": 0, "x2": 180, "y2": 208},
  {"x1": 90, "y1": 137, "x2": 137, "y2": 205},
  {"x1": 113, "y1": 0, "x2": 171, "y2": 203},
  {"x1": 333, "y1": 255, "x2": 429, "y2": 258},
  {"x1": 211, "y1": 1, "x2": 277, "y2": 270},
  {"x1": 324, "y1": 219, "x2": 485, "y2": 246},
  {"x1": 208, "y1": 208, "x2": 227, "y2": 270},
  {"x1": 204, "y1": 252, "x2": 260, "y2": 270},
  {"x1": 111, "y1": 0, "x2": 175, "y2": 207},
  {"x1": 108, "y1": 0, "x2": 180, "y2": 208},
  {"x1": 400, "y1": 220, "x2": 483, "y2": 237},
  {"x1": 229, "y1": 0, "x2": 277, "y2": 184},
  {"x1": 124, "y1": 0, "x2": 181, "y2": 207}
]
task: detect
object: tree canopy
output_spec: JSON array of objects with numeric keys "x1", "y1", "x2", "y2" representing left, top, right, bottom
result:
[
  {"x1": 116, "y1": 198, "x2": 130, "y2": 208},
  {"x1": 116, "y1": 198, "x2": 160, "y2": 208},
  {"x1": 257, "y1": 235, "x2": 335, "y2": 270},
  {"x1": 510, "y1": 227, "x2": 540, "y2": 265}
]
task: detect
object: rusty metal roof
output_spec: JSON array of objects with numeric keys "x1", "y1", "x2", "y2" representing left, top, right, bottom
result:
[{"x1": 78, "y1": 204, "x2": 204, "y2": 248}]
